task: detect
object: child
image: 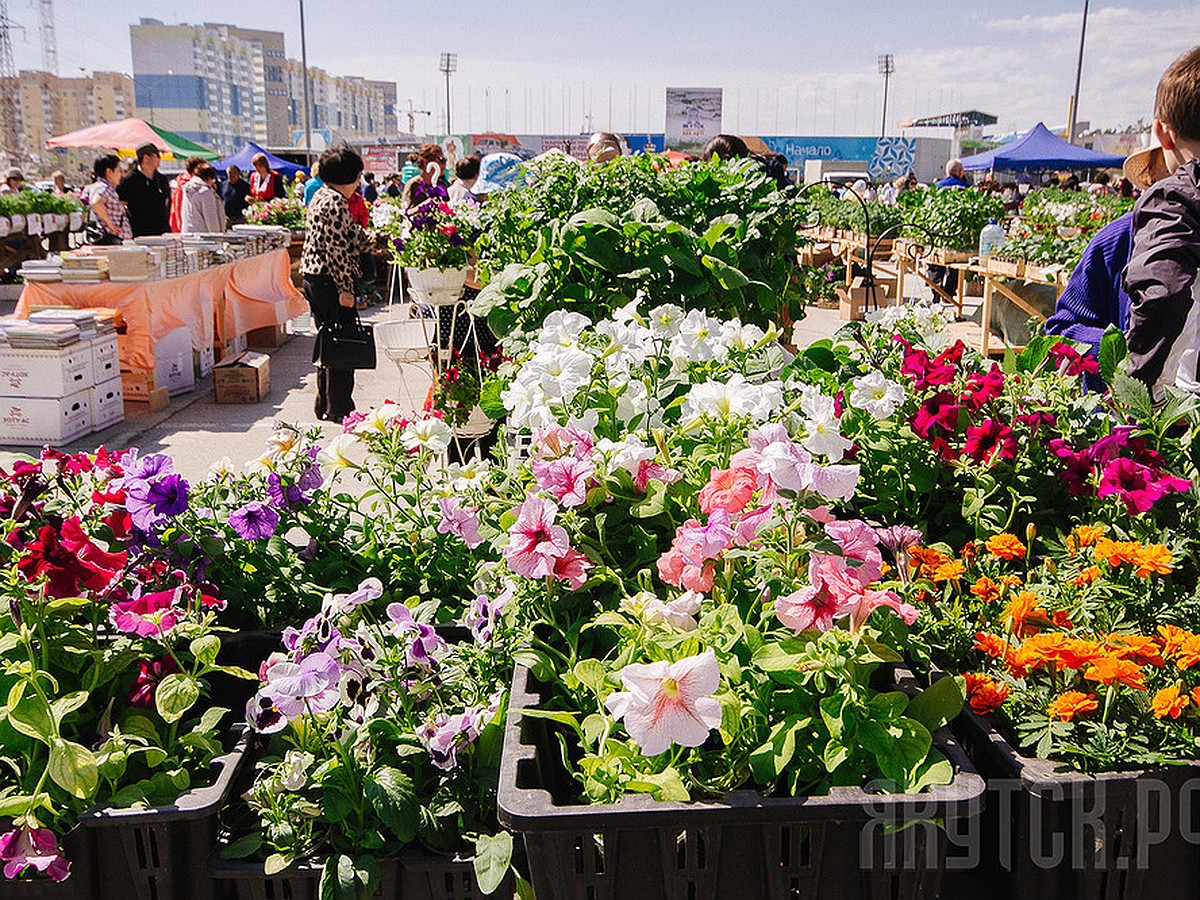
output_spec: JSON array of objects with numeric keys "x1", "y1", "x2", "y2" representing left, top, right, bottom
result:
[{"x1": 1124, "y1": 45, "x2": 1200, "y2": 398}]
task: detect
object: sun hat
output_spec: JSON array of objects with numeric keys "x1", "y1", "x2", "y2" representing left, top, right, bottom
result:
[
  {"x1": 1124, "y1": 134, "x2": 1170, "y2": 190},
  {"x1": 4, "y1": 167, "x2": 24, "y2": 181},
  {"x1": 472, "y1": 153, "x2": 524, "y2": 194}
]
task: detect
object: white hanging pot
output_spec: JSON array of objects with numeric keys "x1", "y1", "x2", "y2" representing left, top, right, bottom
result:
[
  {"x1": 406, "y1": 266, "x2": 467, "y2": 306},
  {"x1": 25, "y1": 213, "x2": 42, "y2": 235},
  {"x1": 69, "y1": 211, "x2": 83, "y2": 232},
  {"x1": 0, "y1": 216, "x2": 10, "y2": 237},
  {"x1": 9, "y1": 214, "x2": 25, "y2": 231}
]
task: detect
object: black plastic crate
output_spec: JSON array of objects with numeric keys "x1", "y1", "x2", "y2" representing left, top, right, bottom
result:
[
  {"x1": 950, "y1": 709, "x2": 1200, "y2": 900},
  {"x1": 74, "y1": 725, "x2": 250, "y2": 900},
  {"x1": 498, "y1": 665, "x2": 985, "y2": 900},
  {"x1": 209, "y1": 851, "x2": 509, "y2": 900}
]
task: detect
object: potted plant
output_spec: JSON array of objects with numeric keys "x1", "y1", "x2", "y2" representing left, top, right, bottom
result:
[
  {"x1": 246, "y1": 197, "x2": 307, "y2": 233},
  {"x1": 0, "y1": 447, "x2": 254, "y2": 897},
  {"x1": 479, "y1": 305, "x2": 983, "y2": 897},
  {"x1": 379, "y1": 188, "x2": 475, "y2": 306},
  {"x1": 215, "y1": 577, "x2": 517, "y2": 900}
]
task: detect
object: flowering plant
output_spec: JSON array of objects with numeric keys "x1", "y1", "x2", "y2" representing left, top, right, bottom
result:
[
  {"x1": 231, "y1": 577, "x2": 516, "y2": 895},
  {"x1": 904, "y1": 523, "x2": 1200, "y2": 772},
  {"x1": 246, "y1": 197, "x2": 307, "y2": 231},
  {"x1": 487, "y1": 306, "x2": 962, "y2": 803},
  {"x1": 0, "y1": 448, "x2": 252, "y2": 883},
  {"x1": 378, "y1": 189, "x2": 478, "y2": 271}
]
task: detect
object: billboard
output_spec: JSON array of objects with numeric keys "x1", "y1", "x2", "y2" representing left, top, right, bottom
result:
[
  {"x1": 665, "y1": 88, "x2": 723, "y2": 154},
  {"x1": 433, "y1": 134, "x2": 667, "y2": 163},
  {"x1": 757, "y1": 136, "x2": 918, "y2": 180}
]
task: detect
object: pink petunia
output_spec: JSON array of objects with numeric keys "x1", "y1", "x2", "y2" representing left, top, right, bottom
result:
[
  {"x1": 436, "y1": 497, "x2": 483, "y2": 548},
  {"x1": 698, "y1": 466, "x2": 757, "y2": 515},
  {"x1": 109, "y1": 588, "x2": 181, "y2": 638},
  {"x1": 605, "y1": 649, "x2": 723, "y2": 756},
  {"x1": 824, "y1": 519, "x2": 883, "y2": 583},
  {"x1": 0, "y1": 826, "x2": 70, "y2": 883},
  {"x1": 504, "y1": 496, "x2": 572, "y2": 579},
  {"x1": 633, "y1": 459, "x2": 681, "y2": 493},
  {"x1": 1097, "y1": 458, "x2": 1191, "y2": 514},
  {"x1": 553, "y1": 548, "x2": 593, "y2": 590},
  {"x1": 775, "y1": 584, "x2": 844, "y2": 633},
  {"x1": 531, "y1": 456, "x2": 595, "y2": 508},
  {"x1": 656, "y1": 547, "x2": 716, "y2": 593}
]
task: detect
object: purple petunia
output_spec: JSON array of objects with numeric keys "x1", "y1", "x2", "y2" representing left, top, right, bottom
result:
[
  {"x1": 229, "y1": 501, "x2": 280, "y2": 540},
  {"x1": 124, "y1": 473, "x2": 190, "y2": 532}
]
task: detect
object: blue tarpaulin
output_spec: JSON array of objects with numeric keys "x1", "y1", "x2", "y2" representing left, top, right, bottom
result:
[
  {"x1": 961, "y1": 123, "x2": 1126, "y2": 172},
  {"x1": 211, "y1": 142, "x2": 309, "y2": 178}
]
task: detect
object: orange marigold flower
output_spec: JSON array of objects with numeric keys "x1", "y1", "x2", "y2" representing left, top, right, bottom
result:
[
  {"x1": 1047, "y1": 691, "x2": 1099, "y2": 722},
  {"x1": 974, "y1": 632, "x2": 1013, "y2": 662},
  {"x1": 1190, "y1": 687, "x2": 1200, "y2": 707},
  {"x1": 1159, "y1": 624, "x2": 1191, "y2": 659},
  {"x1": 1084, "y1": 656, "x2": 1147, "y2": 690},
  {"x1": 1065, "y1": 536, "x2": 1078, "y2": 557},
  {"x1": 1094, "y1": 538, "x2": 1142, "y2": 567},
  {"x1": 1132, "y1": 544, "x2": 1174, "y2": 578},
  {"x1": 1074, "y1": 525, "x2": 1104, "y2": 547},
  {"x1": 1051, "y1": 610, "x2": 1074, "y2": 630},
  {"x1": 1073, "y1": 565, "x2": 1102, "y2": 587},
  {"x1": 1003, "y1": 591, "x2": 1051, "y2": 636},
  {"x1": 963, "y1": 672, "x2": 1010, "y2": 715},
  {"x1": 1151, "y1": 685, "x2": 1190, "y2": 720},
  {"x1": 960, "y1": 540, "x2": 978, "y2": 563},
  {"x1": 1172, "y1": 634, "x2": 1200, "y2": 671},
  {"x1": 971, "y1": 576, "x2": 1001, "y2": 603},
  {"x1": 907, "y1": 546, "x2": 953, "y2": 579},
  {"x1": 1019, "y1": 633, "x2": 1102, "y2": 671},
  {"x1": 986, "y1": 533, "x2": 1027, "y2": 561},
  {"x1": 999, "y1": 575, "x2": 1023, "y2": 587},
  {"x1": 932, "y1": 560, "x2": 966, "y2": 583},
  {"x1": 1106, "y1": 634, "x2": 1165, "y2": 668}
]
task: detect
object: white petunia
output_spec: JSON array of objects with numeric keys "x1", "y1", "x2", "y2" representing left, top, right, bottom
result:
[
  {"x1": 719, "y1": 320, "x2": 766, "y2": 352},
  {"x1": 446, "y1": 458, "x2": 492, "y2": 492},
  {"x1": 353, "y1": 401, "x2": 408, "y2": 435},
  {"x1": 683, "y1": 375, "x2": 782, "y2": 423},
  {"x1": 672, "y1": 309, "x2": 727, "y2": 363},
  {"x1": 799, "y1": 388, "x2": 852, "y2": 463},
  {"x1": 646, "y1": 303, "x2": 685, "y2": 339},
  {"x1": 615, "y1": 378, "x2": 651, "y2": 426},
  {"x1": 594, "y1": 433, "x2": 656, "y2": 475},
  {"x1": 318, "y1": 433, "x2": 359, "y2": 475},
  {"x1": 848, "y1": 370, "x2": 905, "y2": 420},
  {"x1": 206, "y1": 456, "x2": 235, "y2": 481},
  {"x1": 401, "y1": 417, "x2": 453, "y2": 455},
  {"x1": 502, "y1": 379, "x2": 555, "y2": 430},
  {"x1": 522, "y1": 346, "x2": 594, "y2": 403},
  {"x1": 535, "y1": 310, "x2": 593, "y2": 349}
]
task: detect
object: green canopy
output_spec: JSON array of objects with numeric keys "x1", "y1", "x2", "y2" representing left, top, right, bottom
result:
[{"x1": 46, "y1": 117, "x2": 219, "y2": 160}]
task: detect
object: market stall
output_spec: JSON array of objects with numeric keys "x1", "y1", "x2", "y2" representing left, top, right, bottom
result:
[{"x1": 14, "y1": 247, "x2": 304, "y2": 371}]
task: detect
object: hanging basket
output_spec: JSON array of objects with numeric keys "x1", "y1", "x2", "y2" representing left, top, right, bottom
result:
[
  {"x1": 406, "y1": 267, "x2": 467, "y2": 307},
  {"x1": 376, "y1": 316, "x2": 437, "y2": 365}
]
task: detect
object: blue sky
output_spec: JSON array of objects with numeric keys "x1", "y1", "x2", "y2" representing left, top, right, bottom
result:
[{"x1": 11, "y1": 0, "x2": 1194, "y2": 135}]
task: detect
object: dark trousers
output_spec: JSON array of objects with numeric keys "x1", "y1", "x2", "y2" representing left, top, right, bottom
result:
[{"x1": 304, "y1": 274, "x2": 357, "y2": 421}]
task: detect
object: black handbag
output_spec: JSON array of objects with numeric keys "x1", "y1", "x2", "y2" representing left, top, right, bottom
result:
[
  {"x1": 84, "y1": 223, "x2": 121, "y2": 246},
  {"x1": 313, "y1": 313, "x2": 376, "y2": 370}
]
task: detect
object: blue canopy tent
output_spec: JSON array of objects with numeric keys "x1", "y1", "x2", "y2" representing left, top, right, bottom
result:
[
  {"x1": 211, "y1": 142, "x2": 309, "y2": 178},
  {"x1": 961, "y1": 123, "x2": 1126, "y2": 172}
]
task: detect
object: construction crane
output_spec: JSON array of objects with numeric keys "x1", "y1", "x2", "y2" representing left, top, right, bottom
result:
[
  {"x1": 0, "y1": 0, "x2": 22, "y2": 166},
  {"x1": 403, "y1": 98, "x2": 431, "y2": 135},
  {"x1": 39, "y1": 0, "x2": 57, "y2": 75}
]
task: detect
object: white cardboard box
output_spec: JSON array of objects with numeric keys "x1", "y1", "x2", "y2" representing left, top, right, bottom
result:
[
  {"x1": 90, "y1": 377, "x2": 124, "y2": 432},
  {"x1": 193, "y1": 345, "x2": 215, "y2": 379},
  {"x1": 0, "y1": 343, "x2": 95, "y2": 398},
  {"x1": 154, "y1": 327, "x2": 195, "y2": 397},
  {"x1": 0, "y1": 389, "x2": 91, "y2": 446},
  {"x1": 90, "y1": 334, "x2": 120, "y2": 385}
]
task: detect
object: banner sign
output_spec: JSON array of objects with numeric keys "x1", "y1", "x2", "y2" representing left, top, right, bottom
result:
[{"x1": 665, "y1": 88, "x2": 723, "y2": 154}]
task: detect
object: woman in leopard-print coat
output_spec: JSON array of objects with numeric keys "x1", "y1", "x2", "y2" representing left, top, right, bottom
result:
[{"x1": 299, "y1": 146, "x2": 366, "y2": 422}]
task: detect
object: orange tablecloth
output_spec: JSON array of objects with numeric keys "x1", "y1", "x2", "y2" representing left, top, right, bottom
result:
[{"x1": 15, "y1": 249, "x2": 305, "y2": 371}]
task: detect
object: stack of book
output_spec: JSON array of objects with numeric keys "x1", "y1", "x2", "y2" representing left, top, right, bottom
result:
[
  {"x1": 60, "y1": 254, "x2": 109, "y2": 283},
  {"x1": 17, "y1": 258, "x2": 64, "y2": 282},
  {"x1": 2, "y1": 322, "x2": 83, "y2": 348}
]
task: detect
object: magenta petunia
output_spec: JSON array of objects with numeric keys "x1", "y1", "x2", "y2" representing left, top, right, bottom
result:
[
  {"x1": 0, "y1": 826, "x2": 71, "y2": 883},
  {"x1": 110, "y1": 589, "x2": 181, "y2": 638}
]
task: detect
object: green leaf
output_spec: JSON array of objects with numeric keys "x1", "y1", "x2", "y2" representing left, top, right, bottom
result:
[
  {"x1": 119, "y1": 713, "x2": 161, "y2": 743},
  {"x1": 749, "y1": 717, "x2": 800, "y2": 782},
  {"x1": 1098, "y1": 326, "x2": 1127, "y2": 384},
  {"x1": 48, "y1": 739, "x2": 99, "y2": 799},
  {"x1": 801, "y1": 344, "x2": 839, "y2": 373},
  {"x1": 7, "y1": 689, "x2": 56, "y2": 745},
  {"x1": 364, "y1": 767, "x2": 419, "y2": 843},
  {"x1": 701, "y1": 254, "x2": 750, "y2": 290},
  {"x1": 473, "y1": 832, "x2": 514, "y2": 895},
  {"x1": 155, "y1": 674, "x2": 201, "y2": 724},
  {"x1": 219, "y1": 832, "x2": 263, "y2": 860},
  {"x1": 190, "y1": 634, "x2": 221, "y2": 667},
  {"x1": 572, "y1": 659, "x2": 608, "y2": 697},
  {"x1": 1111, "y1": 373, "x2": 1154, "y2": 420},
  {"x1": 479, "y1": 377, "x2": 507, "y2": 419},
  {"x1": 264, "y1": 853, "x2": 293, "y2": 876},
  {"x1": 631, "y1": 479, "x2": 667, "y2": 518},
  {"x1": 51, "y1": 690, "x2": 89, "y2": 725},
  {"x1": 906, "y1": 675, "x2": 964, "y2": 734},
  {"x1": 750, "y1": 642, "x2": 804, "y2": 673},
  {"x1": 321, "y1": 854, "x2": 378, "y2": 900},
  {"x1": 518, "y1": 708, "x2": 584, "y2": 737},
  {"x1": 626, "y1": 768, "x2": 691, "y2": 802},
  {"x1": 0, "y1": 792, "x2": 49, "y2": 817},
  {"x1": 875, "y1": 718, "x2": 933, "y2": 786},
  {"x1": 192, "y1": 706, "x2": 228, "y2": 737}
]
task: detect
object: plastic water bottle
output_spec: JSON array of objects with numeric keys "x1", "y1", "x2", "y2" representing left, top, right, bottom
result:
[{"x1": 979, "y1": 218, "x2": 1006, "y2": 259}]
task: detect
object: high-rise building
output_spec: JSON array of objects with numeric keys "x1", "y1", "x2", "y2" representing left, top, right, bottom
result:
[
  {"x1": 130, "y1": 19, "x2": 397, "y2": 154},
  {"x1": 1, "y1": 69, "x2": 133, "y2": 174}
]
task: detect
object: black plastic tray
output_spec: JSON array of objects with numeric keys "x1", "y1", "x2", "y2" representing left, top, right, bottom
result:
[
  {"x1": 950, "y1": 709, "x2": 1200, "y2": 900},
  {"x1": 73, "y1": 725, "x2": 250, "y2": 900},
  {"x1": 499, "y1": 664, "x2": 985, "y2": 900}
]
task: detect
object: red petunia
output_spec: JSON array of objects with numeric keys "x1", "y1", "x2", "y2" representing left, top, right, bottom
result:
[{"x1": 962, "y1": 419, "x2": 1019, "y2": 465}]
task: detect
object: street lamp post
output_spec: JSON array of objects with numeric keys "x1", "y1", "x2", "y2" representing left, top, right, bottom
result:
[
  {"x1": 1067, "y1": 0, "x2": 1089, "y2": 145},
  {"x1": 439, "y1": 52, "x2": 457, "y2": 135},
  {"x1": 142, "y1": 70, "x2": 174, "y2": 128},
  {"x1": 878, "y1": 54, "x2": 895, "y2": 139},
  {"x1": 299, "y1": 0, "x2": 313, "y2": 169}
]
